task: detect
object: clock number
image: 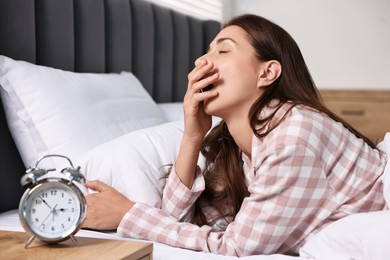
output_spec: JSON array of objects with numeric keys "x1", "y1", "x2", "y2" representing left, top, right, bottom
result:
[
  {"x1": 61, "y1": 224, "x2": 65, "y2": 229},
  {"x1": 41, "y1": 192, "x2": 48, "y2": 198},
  {"x1": 35, "y1": 199, "x2": 42, "y2": 205},
  {"x1": 41, "y1": 224, "x2": 45, "y2": 230},
  {"x1": 51, "y1": 226, "x2": 55, "y2": 231},
  {"x1": 68, "y1": 199, "x2": 72, "y2": 204},
  {"x1": 51, "y1": 190, "x2": 57, "y2": 196},
  {"x1": 35, "y1": 217, "x2": 39, "y2": 223}
]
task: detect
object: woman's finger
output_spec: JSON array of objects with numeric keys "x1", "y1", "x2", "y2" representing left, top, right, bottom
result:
[
  {"x1": 191, "y1": 72, "x2": 219, "y2": 93},
  {"x1": 85, "y1": 180, "x2": 110, "y2": 192},
  {"x1": 187, "y1": 60, "x2": 214, "y2": 86}
]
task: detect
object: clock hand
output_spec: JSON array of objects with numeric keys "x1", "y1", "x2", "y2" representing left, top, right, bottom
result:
[
  {"x1": 40, "y1": 210, "x2": 53, "y2": 227},
  {"x1": 52, "y1": 204, "x2": 58, "y2": 222},
  {"x1": 58, "y1": 208, "x2": 72, "y2": 211},
  {"x1": 40, "y1": 195, "x2": 53, "y2": 210},
  {"x1": 40, "y1": 204, "x2": 58, "y2": 227}
]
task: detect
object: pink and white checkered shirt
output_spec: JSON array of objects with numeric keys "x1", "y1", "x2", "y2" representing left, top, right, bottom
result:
[{"x1": 118, "y1": 102, "x2": 387, "y2": 256}]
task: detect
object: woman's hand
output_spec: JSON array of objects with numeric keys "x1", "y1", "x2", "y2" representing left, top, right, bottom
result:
[
  {"x1": 83, "y1": 180, "x2": 134, "y2": 230},
  {"x1": 174, "y1": 59, "x2": 219, "y2": 188},
  {"x1": 183, "y1": 59, "x2": 219, "y2": 145}
]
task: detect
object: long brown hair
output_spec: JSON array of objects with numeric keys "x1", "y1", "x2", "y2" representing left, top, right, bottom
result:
[{"x1": 193, "y1": 14, "x2": 376, "y2": 226}]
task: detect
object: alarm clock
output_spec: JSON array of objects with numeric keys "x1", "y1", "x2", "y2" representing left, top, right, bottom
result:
[{"x1": 18, "y1": 154, "x2": 87, "y2": 248}]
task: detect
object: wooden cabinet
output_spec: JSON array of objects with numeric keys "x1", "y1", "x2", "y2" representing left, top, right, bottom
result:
[{"x1": 320, "y1": 90, "x2": 390, "y2": 143}]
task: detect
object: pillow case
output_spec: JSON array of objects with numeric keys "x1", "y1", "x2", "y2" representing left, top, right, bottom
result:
[
  {"x1": 378, "y1": 132, "x2": 390, "y2": 206},
  {"x1": 157, "y1": 102, "x2": 184, "y2": 122},
  {"x1": 0, "y1": 55, "x2": 165, "y2": 169},
  {"x1": 79, "y1": 121, "x2": 185, "y2": 208},
  {"x1": 300, "y1": 210, "x2": 390, "y2": 260},
  {"x1": 157, "y1": 102, "x2": 223, "y2": 126}
]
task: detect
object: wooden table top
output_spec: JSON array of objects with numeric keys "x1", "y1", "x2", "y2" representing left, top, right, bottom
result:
[{"x1": 0, "y1": 230, "x2": 153, "y2": 260}]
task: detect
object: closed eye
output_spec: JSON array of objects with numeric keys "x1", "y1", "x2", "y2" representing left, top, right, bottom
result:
[{"x1": 219, "y1": 50, "x2": 229, "y2": 54}]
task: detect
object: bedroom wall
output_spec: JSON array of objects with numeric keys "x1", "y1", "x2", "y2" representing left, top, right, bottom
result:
[{"x1": 225, "y1": 0, "x2": 390, "y2": 90}]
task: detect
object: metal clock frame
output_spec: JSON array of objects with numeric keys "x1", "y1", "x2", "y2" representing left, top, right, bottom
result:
[{"x1": 18, "y1": 154, "x2": 87, "y2": 248}]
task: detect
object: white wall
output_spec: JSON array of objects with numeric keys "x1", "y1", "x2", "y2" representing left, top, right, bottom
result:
[
  {"x1": 146, "y1": 0, "x2": 223, "y2": 21},
  {"x1": 227, "y1": 0, "x2": 390, "y2": 90}
]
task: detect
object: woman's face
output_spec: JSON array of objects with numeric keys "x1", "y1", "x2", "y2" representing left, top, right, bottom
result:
[{"x1": 200, "y1": 25, "x2": 264, "y2": 121}]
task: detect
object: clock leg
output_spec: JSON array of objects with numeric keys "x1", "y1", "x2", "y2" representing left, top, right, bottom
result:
[
  {"x1": 24, "y1": 235, "x2": 36, "y2": 249},
  {"x1": 70, "y1": 235, "x2": 78, "y2": 246}
]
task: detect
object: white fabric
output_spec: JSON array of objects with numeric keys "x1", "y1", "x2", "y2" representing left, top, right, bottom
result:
[
  {"x1": 157, "y1": 102, "x2": 222, "y2": 126},
  {"x1": 79, "y1": 121, "x2": 185, "y2": 208},
  {"x1": 299, "y1": 210, "x2": 390, "y2": 260},
  {"x1": 0, "y1": 55, "x2": 165, "y2": 169},
  {"x1": 379, "y1": 132, "x2": 390, "y2": 206},
  {"x1": 158, "y1": 102, "x2": 184, "y2": 122}
]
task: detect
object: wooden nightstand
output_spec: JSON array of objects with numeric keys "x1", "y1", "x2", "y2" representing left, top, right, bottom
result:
[
  {"x1": 320, "y1": 90, "x2": 390, "y2": 143},
  {"x1": 0, "y1": 230, "x2": 153, "y2": 260}
]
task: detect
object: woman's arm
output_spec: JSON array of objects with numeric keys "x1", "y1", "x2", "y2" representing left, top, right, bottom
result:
[
  {"x1": 82, "y1": 59, "x2": 219, "y2": 230},
  {"x1": 118, "y1": 143, "x2": 333, "y2": 256},
  {"x1": 161, "y1": 165, "x2": 204, "y2": 221},
  {"x1": 175, "y1": 58, "x2": 219, "y2": 188},
  {"x1": 156, "y1": 59, "x2": 220, "y2": 220}
]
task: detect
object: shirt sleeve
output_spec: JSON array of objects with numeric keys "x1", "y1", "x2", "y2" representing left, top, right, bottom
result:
[
  {"x1": 117, "y1": 143, "x2": 335, "y2": 256},
  {"x1": 160, "y1": 165, "x2": 205, "y2": 222}
]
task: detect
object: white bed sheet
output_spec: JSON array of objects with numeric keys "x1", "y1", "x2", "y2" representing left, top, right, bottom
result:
[{"x1": 0, "y1": 210, "x2": 301, "y2": 260}]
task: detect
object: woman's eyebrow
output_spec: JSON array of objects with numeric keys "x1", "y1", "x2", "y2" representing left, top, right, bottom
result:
[
  {"x1": 216, "y1": 37, "x2": 237, "y2": 45},
  {"x1": 207, "y1": 37, "x2": 237, "y2": 52}
]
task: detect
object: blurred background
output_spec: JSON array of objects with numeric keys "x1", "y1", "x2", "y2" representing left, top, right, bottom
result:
[{"x1": 147, "y1": 0, "x2": 390, "y2": 90}]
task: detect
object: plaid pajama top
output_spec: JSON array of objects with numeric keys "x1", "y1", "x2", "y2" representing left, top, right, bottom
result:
[{"x1": 118, "y1": 102, "x2": 387, "y2": 256}]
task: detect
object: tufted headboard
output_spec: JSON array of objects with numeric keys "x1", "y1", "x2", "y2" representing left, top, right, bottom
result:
[{"x1": 0, "y1": 0, "x2": 220, "y2": 212}]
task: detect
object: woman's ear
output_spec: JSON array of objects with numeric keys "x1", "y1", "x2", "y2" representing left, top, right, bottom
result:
[{"x1": 257, "y1": 60, "x2": 282, "y2": 88}]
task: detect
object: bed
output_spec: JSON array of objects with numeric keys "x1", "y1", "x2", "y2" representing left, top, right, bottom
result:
[{"x1": 1, "y1": 0, "x2": 390, "y2": 259}]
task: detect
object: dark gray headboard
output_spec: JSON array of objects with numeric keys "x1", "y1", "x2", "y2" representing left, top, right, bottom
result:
[{"x1": 0, "y1": 0, "x2": 220, "y2": 212}]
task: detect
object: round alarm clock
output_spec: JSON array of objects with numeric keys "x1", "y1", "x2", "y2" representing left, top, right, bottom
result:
[{"x1": 18, "y1": 154, "x2": 87, "y2": 248}]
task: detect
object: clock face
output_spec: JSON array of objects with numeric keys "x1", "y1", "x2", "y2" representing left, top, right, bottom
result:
[{"x1": 20, "y1": 179, "x2": 86, "y2": 241}]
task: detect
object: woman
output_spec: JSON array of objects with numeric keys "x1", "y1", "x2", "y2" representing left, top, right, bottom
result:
[{"x1": 83, "y1": 14, "x2": 388, "y2": 256}]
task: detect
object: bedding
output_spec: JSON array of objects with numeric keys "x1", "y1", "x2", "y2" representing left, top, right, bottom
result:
[
  {"x1": 1, "y1": 130, "x2": 390, "y2": 259},
  {"x1": 1, "y1": 0, "x2": 390, "y2": 259},
  {"x1": 380, "y1": 132, "x2": 390, "y2": 206},
  {"x1": 0, "y1": 55, "x2": 166, "y2": 169},
  {"x1": 300, "y1": 210, "x2": 390, "y2": 260},
  {"x1": 80, "y1": 121, "x2": 185, "y2": 208},
  {"x1": 158, "y1": 102, "x2": 185, "y2": 122}
]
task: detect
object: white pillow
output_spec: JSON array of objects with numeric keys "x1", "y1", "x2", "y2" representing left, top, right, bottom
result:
[
  {"x1": 300, "y1": 210, "x2": 390, "y2": 260},
  {"x1": 158, "y1": 102, "x2": 184, "y2": 122},
  {"x1": 79, "y1": 121, "x2": 185, "y2": 208},
  {"x1": 0, "y1": 55, "x2": 165, "y2": 169},
  {"x1": 378, "y1": 132, "x2": 390, "y2": 207}
]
